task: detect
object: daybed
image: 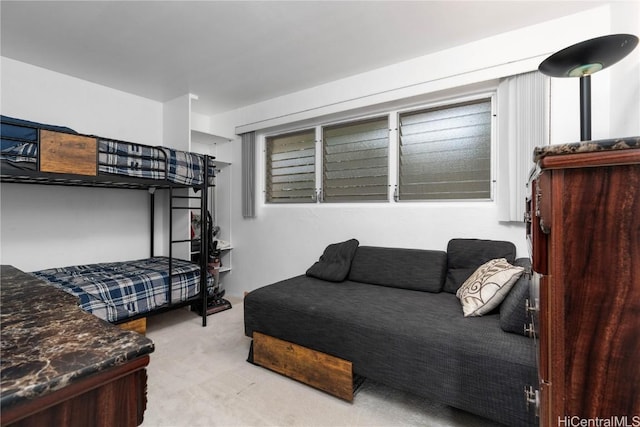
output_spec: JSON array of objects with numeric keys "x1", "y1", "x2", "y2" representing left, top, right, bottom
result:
[
  {"x1": 244, "y1": 238, "x2": 537, "y2": 427},
  {"x1": 1, "y1": 115, "x2": 221, "y2": 328}
]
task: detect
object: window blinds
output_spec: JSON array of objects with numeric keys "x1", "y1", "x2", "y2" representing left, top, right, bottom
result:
[
  {"x1": 497, "y1": 71, "x2": 548, "y2": 222},
  {"x1": 322, "y1": 117, "x2": 389, "y2": 202},
  {"x1": 266, "y1": 129, "x2": 316, "y2": 203},
  {"x1": 398, "y1": 99, "x2": 492, "y2": 200}
]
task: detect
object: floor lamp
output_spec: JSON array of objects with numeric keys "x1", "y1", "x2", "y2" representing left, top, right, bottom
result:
[{"x1": 538, "y1": 34, "x2": 638, "y2": 141}]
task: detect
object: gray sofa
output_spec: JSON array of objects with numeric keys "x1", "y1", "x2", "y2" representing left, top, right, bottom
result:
[{"x1": 244, "y1": 238, "x2": 537, "y2": 427}]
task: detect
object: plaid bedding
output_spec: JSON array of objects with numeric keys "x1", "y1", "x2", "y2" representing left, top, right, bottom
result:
[
  {"x1": 98, "y1": 138, "x2": 167, "y2": 180},
  {"x1": 0, "y1": 142, "x2": 36, "y2": 163},
  {"x1": 1, "y1": 140, "x2": 215, "y2": 186},
  {"x1": 99, "y1": 139, "x2": 166, "y2": 171},
  {"x1": 30, "y1": 257, "x2": 210, "y2": 323}
]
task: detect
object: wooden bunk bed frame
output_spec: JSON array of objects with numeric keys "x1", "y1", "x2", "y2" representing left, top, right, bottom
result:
[{"x1": 1, "y1": 116, "x2": 217, "y2": 329}]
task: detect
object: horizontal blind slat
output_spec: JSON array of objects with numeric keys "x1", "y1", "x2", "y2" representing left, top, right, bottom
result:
[
  {"x1": 401, "y1": 169, "x2": 491, "y2": 185},
  {"x1": 271, "y1": 148, "x2": 315, "y2": 161},
  {"x1": 399, "y1": 135, "x2": 489, "y2": 153},
  {"x1": 400, "y1": 101, "x2": 491, "y2": 125},
  {"x1": 400, "y1": 124, "x2": 491, "y2": 145},
  {"x1": 324, "y1": 185, "x2": 388, "y2": 197},
  {"x1": 325, "y1": 147, "x2": 387, "y2": 163},
  {"x1": 325, "y1": 156, "x2": 388, "y2": 172},
  {"x1": 400, "y1": 113, "x2": 490, "y2": 135},
  {"x1": 325, "y1": 138, "x2": 388, "y2": 154},
  {"x1": 270, "y1": 172, "x2": 315, "y2": 184}
]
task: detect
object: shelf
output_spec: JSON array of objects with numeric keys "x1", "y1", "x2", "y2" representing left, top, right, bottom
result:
[{"x1": 190, "y1": 128, "x2": 233, "y2": 166}]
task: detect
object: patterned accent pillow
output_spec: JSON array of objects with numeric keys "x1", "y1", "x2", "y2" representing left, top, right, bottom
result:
[{"x1": 456, "y1": 258, "x2": 525, "y2": 317}]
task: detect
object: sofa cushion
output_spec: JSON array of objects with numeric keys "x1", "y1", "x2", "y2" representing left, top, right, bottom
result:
[
  {"x1": 444, "y1": 238, "x2": 517, "y2": 294},
  {"x1": 500, "y1": 258, "x2": 532, "y2": 335},
  {"x1": 306, "y1": 238, "x2": 360, "y2": 282},
  {"x1": 347, "y1": 246, "x2": 447, "y2": 292},
  {"x1": 456, "y1": 258, "x2": 524, "y2": 317}
]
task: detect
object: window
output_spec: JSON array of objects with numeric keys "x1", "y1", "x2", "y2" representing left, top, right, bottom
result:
[
  {"x1": 398, "y1": 99, "x2": 492, "y2": 200},
  {"x1": 263, "y1": 95, "x2": 495, "y2": 204},
  {"x1": 266, "y1": 129, "x2": 316, "y2": 203},
  {"x1": 322, "y1": 117, "x2": 389, "y2": 202}
]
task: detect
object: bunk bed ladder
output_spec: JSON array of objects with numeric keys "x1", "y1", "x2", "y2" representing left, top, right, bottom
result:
[
  {"x1": 200, "y1": 161, "x2": 210, "y2": 327},
  {"x1": 198, "y1": 159, "x2": 210, "y2": 327},
  {"x1": 149, "y1": 187, "x2": 156, "y2": 257},
  {"x1": 167, "y1": 158, "x2": 211, "y2": 327}
]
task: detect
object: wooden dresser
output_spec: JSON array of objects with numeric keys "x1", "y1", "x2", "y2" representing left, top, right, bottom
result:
[
  {"x1": 526, "y1": 137, "x2": 640, "y2": 426},
  {"x1": 0, "y1": 265, "x2": 155, "y2": 427}
]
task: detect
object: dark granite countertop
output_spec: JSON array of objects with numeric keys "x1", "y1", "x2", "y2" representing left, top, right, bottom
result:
[
  {"x1": 0, "y1": 265, "x2": 154, "y2": 409},
  {"x1": 533, "y1": 136, "x2": 640, "y2": 162}
]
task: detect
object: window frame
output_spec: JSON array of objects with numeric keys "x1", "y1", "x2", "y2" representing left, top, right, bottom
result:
[
  {"x1": 265, "y1": 128, "x2": 317, "y2": 204},
  {"x1": 320, "y1": 115, "x2": 390, "y2": 203},
  {"x1": 395, "y1": 93, "x2": 497, "y2": 203},
  {"x1": 262, "y1": 91, "x2": 497, "y2": 205}
]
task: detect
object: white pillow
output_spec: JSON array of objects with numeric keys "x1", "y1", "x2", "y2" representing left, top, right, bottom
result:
[{"x1": 456, "y1": 258, "x2": 524, "y2": 317}]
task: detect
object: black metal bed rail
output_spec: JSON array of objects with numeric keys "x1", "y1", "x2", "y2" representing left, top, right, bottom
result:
[
  {"x1": 0, "y1": 171, "x2": 178, "y2": 189},
  {"x1": 112, "y1": 296, "x2": 195, "y2": 325}
]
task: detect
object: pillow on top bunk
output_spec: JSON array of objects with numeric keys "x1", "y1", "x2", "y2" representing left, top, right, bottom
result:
[
  {"x1": 1, "y1": 115, "x2": 78, "y2": 139},
  {"x1": 1, "y1": 115, "x2": 78, "y2": 152}
]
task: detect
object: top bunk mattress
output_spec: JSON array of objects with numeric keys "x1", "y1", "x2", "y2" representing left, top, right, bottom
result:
[{"x1": 0, "y1": 115, "x2": 215, "y2": 187}]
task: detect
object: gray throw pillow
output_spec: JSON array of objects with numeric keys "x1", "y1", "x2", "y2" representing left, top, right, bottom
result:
[
  {"x1": 444, "y1": 238, "x2": 517, "y2": 294},
  {"x1": 306, "y1": 239, "x2": 360, "y2": 282},
  {"x1": 500, "y1": 260, "x2": 532, "y2": 336}
]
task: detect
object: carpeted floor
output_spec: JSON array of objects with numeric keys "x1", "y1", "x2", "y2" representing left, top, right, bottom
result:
[{"x1": 141, "y1": 298, "x2": 502, "y2": 427}]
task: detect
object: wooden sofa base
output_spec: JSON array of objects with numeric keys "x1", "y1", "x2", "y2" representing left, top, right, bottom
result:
[{"x1": 252, "y1": 332, "x2": 355, "y2": 401}]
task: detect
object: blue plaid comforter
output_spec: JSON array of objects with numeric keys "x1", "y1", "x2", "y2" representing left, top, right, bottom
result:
[
  {"x1": 98, "y1": 139, "x2": 215, "y2": 186},
  {"x1": 31, "y1": 257, "x2": 209, "y2": 323}
]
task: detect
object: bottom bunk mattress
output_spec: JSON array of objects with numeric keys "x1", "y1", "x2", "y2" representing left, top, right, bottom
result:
[{"x1": 30, "y1": 257, "x2": 209, "y2": 323}]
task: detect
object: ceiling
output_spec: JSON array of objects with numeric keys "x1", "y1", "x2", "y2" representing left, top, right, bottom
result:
[{"x1": 1, "y1": 1, "x2": 607, "y2": 116}]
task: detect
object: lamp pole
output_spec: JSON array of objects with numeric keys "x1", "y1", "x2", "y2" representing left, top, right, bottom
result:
[{"x1": 579, "y1": 75, "x2": 591, "y2": 141}]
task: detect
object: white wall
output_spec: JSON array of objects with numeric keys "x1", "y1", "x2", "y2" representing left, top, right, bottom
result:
[
  {"x1": 210, "y1": 5, "x2": 639, "y2": 297},
  {"x1": 0, "y1": 57, "x2": 164, "y2": 271},
  {"x1": 610, "y1": 1, "x2": 640, "y2": 137}
]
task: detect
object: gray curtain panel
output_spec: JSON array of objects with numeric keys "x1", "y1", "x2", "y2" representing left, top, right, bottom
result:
[{"x1": 241, "y1": 131, "x2": 256, "y2": 218}]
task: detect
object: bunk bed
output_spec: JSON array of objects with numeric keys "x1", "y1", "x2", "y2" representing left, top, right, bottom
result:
[{"x1": 0, "y1": 114, "x2": 221, "y2": 329}]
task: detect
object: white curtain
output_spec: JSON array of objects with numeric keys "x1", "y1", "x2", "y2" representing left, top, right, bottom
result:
[
  {"x1": 497, "y1": 71, "x2": 549, "y2": 222},
  {"x1": 241, "y1": 132, "x2": 256, "y2": 218}
]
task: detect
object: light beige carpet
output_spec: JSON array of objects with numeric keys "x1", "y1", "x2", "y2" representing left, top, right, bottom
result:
[{"x1": 141, "y1": 298, "x2": 501, "y2": 427}]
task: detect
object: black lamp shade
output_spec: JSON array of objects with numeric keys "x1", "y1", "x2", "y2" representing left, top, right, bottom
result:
[
  {"x1": 538, "y1": 33, "x2": 638, "y2": 141},
  {"x1": 539, "y1": 34, "x2": 638, "y2": 77}
]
